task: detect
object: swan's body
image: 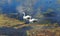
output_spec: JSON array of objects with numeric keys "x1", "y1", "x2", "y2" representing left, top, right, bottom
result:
[
  {"x1": 29, "y1": 18, "x2": 38, "y2": 23},
  {"x1": 23, "y1": 15, "x2": 31, "y2": 20}
]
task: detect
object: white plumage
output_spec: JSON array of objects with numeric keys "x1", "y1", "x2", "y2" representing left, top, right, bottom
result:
[
  {"x1": 22, "y1": 12, "x2": 31, "y2": 20},
  {"x1": 22, "y1": 12, "x2": 38, "y2": 23},
  {"x1": 29, "y1": 18, "x2": 38, "y2": 23}
]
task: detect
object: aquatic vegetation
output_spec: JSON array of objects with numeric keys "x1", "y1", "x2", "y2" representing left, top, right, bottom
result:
[
  {"x1": 0, "y1": 0, "x2": 60, "y2": 36},
  {"x1": 26, "y1": 26, "x2": 60, "y2": 36},
  {"x1": 0, "y1": 14, "x2": 24, "y2": 27},
  {"x1": 0, "y1": 14, "x2": 60, "y2": 36}
]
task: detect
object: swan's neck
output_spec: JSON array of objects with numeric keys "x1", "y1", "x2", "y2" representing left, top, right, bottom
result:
[{"x1": 23, "y1": 12, "x2": 25, "y2": 16}]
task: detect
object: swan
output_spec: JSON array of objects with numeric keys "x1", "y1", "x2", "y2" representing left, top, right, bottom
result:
[
  {"x1": 22, "y1": 12, "x2": 31, "y2": 20},
  {"x1": 29, "y1": 18, "x2": 38, "y2": 23}
]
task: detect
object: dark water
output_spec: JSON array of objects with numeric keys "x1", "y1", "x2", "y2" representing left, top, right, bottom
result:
[
  {"x1": 0, "y1": 25, "x2": 56, "y2": 36},
  {"x1": 0, "y1": 0, "x2": 60, "y2": 24},
  {"x1": 0, "y1": 26, "x2": 32, "y2": 36}
]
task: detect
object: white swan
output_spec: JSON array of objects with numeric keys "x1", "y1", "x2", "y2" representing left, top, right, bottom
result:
[
  {"x1": 29, "y1": 18, "x2": 38, "y2": 23},
  {"x1": 16, "y1": 6, "x2": 31, "y2": 20},
  {"x1": 22, "y1": 12, "x2": 31, "y2": 20}
]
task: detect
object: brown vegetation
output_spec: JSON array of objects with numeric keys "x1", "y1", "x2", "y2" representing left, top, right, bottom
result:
[
  {"x1": 0, "y1": 14, "x2": 60, "y2": 36},
  {"x1": 0, "y1": 14, "x2": 24, "y2": 27},
  {"x1": 27, "y1": 27, "x2": 60, "y2": 36}
]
